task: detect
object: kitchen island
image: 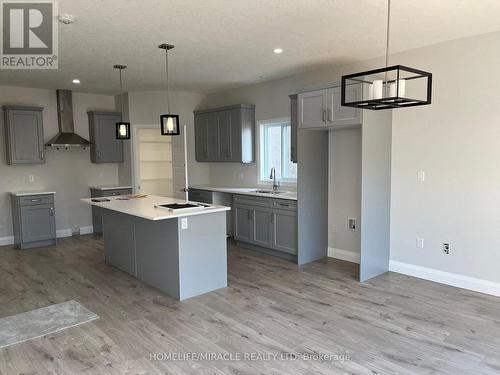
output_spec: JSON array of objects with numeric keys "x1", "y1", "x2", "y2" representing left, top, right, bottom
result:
[{"x1": 81, "y1": 195, "x2": 230, "y2": 300}]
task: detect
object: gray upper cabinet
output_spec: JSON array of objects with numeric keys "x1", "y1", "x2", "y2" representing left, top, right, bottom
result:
[
  {"x1": 289, "y1": 94, "x2": 298, "y2": 163},
  {"x1": 194, "y1": 104, "x2": 255, "y2": 163},
  {"x1": 3, "y1": 106, "x2": 45, "y2": 165},
  {"x1": 298, "y1": 89, "x2": 327, "y2": 129},
  {"x1": 326, "y1": 85, "x2": 362, "y2": 128},
  {"x1": 88, "y1": 111, "x2": 123, "y2": 163},
  {"x1": 298, "y1": 83, "x2": 362, "y2": 129}
]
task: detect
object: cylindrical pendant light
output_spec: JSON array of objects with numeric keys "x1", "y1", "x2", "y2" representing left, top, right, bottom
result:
[
  {"x1": 159, "y1": 43, "x2": 180, "y2": 136},
  {"x1": 114, "y1": 64, "x2": 131, "y2": 139}
]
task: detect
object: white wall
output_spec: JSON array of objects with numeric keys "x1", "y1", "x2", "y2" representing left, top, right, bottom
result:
[
  {"x1": 388, "y1": 32, "x2": 500, "y2": 285},
  {"x1": 0, "y1": 86, "x2": 119, "y2": 239},
  {"x1": 120, "y1": 90, "x2": 210, "y2": 194}
]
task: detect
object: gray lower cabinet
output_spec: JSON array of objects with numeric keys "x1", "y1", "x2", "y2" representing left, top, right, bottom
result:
[
  {"x1": 88, "y1": 111, "x2": 123, "y2": 163},
  {"x1": 90, "y1": 187, "x2": 132, "y2": 233},
  {"x1": 194, "y1": 104, "x2": 255, "y2": 163},
  {"x1": 11, "y1": 194, "x2": 56, "y2": 249},
  {"x1": 189, "y1": 188, "x2": 233, "y2": 237},
  {"x1": 3, "y1": 106, "x2": 45, "y2": 165},
  {"x1": 234, "y1": 205, "x2": 252, "y2": 242},
  {"x1": 272, "y1": 209, "x2": 298, "y2": 254},
  {"x1": 233, "y1": 194, "x2": 297, "y2": 256},
  {"x1": 252, "y1": 208, "x2": 273, "y2": 248}
]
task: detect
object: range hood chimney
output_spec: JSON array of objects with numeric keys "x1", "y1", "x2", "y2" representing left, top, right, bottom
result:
[{"x1": 45, "y1": 89, "x2": 90, "y2": 148}]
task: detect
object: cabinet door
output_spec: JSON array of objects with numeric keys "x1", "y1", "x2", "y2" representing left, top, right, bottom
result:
[
  {"x1": 298, "y1": 89, "x2": 327, "y2": 129},
  {"x1": 289, "y1": 95, "x2": 298, "y2": 163},
  {"x1": 252, "y1": 208, "x2": 272, "y2": 248},
  {"x1": 272, "y1": 210, "x2": 298, "y2": 254},
  {"x1": 207, "y1": 112, "x2": 219, "y2": 161},
  {"x1": 5, "y1": 109, "x2": 44, "y2": 164},
  {"x1": 327, "y1": 85, "x2": 362, "y2": 127},
  {"x1": 217, "y1": 110, "x2": 233, "y2": 161},
  {"x1": 21, "y1": 204, "x2": 55, "y2": 243},
  {"x1": 95, "y1": 114, "x2": 123, "y2": 163},
  {"x1": 234, "y1": 205, "x2": 252, "y2": 242},
  {"x1": 195, "y1": 113, "x2": 209, "y2": 161}
]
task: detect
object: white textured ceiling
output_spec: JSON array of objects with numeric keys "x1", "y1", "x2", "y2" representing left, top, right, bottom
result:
[{"x1": 1, "y1": 0, "x2": 500, "y2": 94}]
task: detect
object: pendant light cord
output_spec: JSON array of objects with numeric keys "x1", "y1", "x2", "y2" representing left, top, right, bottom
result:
[
  {"x1": 385, "y1": 0, "x2": 391, "y2": 68},
  {"x1": 165, "y1": 48, "x2": 170, "y2": 113},
  {"x1": 119, "y1": 68, "x2": 124, "y2": 121},
  {"x1": 383, "y1": 0, "x2": 391, "y2": 96}
]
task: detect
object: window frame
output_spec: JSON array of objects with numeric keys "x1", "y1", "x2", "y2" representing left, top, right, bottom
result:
[{"x1": 257, "y1": 118, "x2": 297, "y2": 186}]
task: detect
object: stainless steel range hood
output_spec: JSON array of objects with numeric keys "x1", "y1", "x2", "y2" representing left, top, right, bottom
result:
[{"x1": 45, "y1": 89, "x2": 91, "y2": 148}]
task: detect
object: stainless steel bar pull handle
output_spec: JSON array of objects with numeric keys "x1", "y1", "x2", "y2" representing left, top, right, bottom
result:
[
  {"x1": 328, "y1": 109, "x2": 332, "y2": 122},
  {"x1": 31, "y1": 199, "x2": 41, "y2": 202},
  {"x1": 322, "y1": 110, "x2": 326, "y2": 122},
  {"x1": 50, "y1": 207, "x2": 54, "y2": 216}
]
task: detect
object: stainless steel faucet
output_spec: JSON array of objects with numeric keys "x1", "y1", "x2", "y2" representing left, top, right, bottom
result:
[{"x1": 270, "y1": 167, "x2": 280, "y2": 191}]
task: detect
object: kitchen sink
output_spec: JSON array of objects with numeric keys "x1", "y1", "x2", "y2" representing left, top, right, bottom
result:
[{"x1": 253, "y1": 190, "x2": 287, "y2": 195}]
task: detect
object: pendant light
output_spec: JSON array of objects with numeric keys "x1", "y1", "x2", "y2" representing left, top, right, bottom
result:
[
  {"x1": 341, "y1": 0, "x2": 432, "y2": 110},
  {"x1": 159, "y1": 43, "x2": 180, "y2": 136},
  {"x1": 114, "y1": 64, "x2": 131, "y2": 139}
]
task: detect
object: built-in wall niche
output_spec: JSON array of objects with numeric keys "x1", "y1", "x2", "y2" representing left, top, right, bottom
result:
[{"x1": 135, "y1": 128, "x2": 173, "y2": 196}]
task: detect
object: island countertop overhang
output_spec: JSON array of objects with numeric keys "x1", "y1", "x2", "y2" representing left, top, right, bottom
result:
[{"x1": 81, "y1": 195, "x2": 230, "y2": 221}]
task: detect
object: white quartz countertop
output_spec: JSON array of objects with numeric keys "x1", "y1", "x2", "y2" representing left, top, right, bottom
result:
[
  {"x1": 189, "y1": 185, "x2": 297, "y2": 201},
  {"x1": 81, "y1": 195, "x2": 230, "y2": 221},
  {"x1": 89, "y1": 185, "x2": 133, "y2": 191},
  {"x1": 10, "y1": 190, "x2": 56, "y2": 196}
]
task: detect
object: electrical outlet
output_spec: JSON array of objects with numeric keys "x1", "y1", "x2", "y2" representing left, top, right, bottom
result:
[
  {"x1": 332, "y1": 224, "x2": 338, "y2": 233},
  {"x1": 28, "y1": 175, "x2": 34, "y2": 183},
  {"x1": 181, "y1": 218, "x2": 188, "y2": 230},
  {"x1": 348, "y1": 218, "x2": 357, "y2": 231},
  {"x1": 443, "y1": 243, "x2": 450, "y2": 254},
  {"x1": 416, "y1": 237, "x2": 424, "y2": 248}
]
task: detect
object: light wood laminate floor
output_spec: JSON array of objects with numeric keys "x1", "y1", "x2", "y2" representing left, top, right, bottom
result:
[{"x1": 1, "y1": 235, "x2": 500, "y2": 374}]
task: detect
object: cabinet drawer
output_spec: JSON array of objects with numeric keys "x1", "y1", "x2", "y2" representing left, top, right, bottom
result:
[
  {"x1": 233, "y1": 194, "x2": 272, "y2": 207},
  {"x1": 272, "y1": 199, "x2": 297, "y2": 212},
  {"x1": 189, "y1": 189, "x2": 213, "y2": 204},
  {"x1": 19, "y1": 195, "x2": 54, "y2": 206},
  {"x1": 102, "y1": 189, "x2": 132, "y2": 197}
]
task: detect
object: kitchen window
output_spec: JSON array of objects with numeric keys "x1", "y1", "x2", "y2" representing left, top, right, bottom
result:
[{"x1": 259, "y1": 119, "x2": 297, "y2": 183}]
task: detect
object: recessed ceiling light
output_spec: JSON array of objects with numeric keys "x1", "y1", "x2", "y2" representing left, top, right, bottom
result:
[
  {"x1": 72, "y1": 79, "x2": 80, "y2": 84},
  {"x1": 273, "y1": 48, "x2": 283, "y2": 54}
]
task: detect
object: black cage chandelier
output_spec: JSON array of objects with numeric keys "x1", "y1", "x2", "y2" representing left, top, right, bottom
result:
[
  {"x1": 341, "y1": 0, "x2": 432, "y2": 110},
  {"x1": 159, "y1": 43, "x2": 180, "y2": 135},
  {"x1": 114, "y1": 64, "x2": 131, "y2": 139}
]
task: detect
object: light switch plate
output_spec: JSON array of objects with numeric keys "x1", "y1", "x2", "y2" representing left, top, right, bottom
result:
[
  {"x1": 416, "y1": 237, "x2": 424, "y2": 248},
  {"x1": 417, "y1": 171, "x2": 425, "y2": 181},
  {"x1": 181, "y1": 218, "x2": 188, "y2": 230}
]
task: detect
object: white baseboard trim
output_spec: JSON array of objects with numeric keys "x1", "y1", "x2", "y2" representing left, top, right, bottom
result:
[
  {"x1": 0, "y1": 236, "x2": 14, "y2": 246},
  {"x1": 56, "y1": 229, "x2": 73, "y2": 238},
  {"x1": 389, "y1": 260, "x2": 500, "y2": 298},
  {"x1": 327, "y1": 247, "x2": 360, "y2": 264},
  {"x1": 79, "y1": 226, "x2": 94, "y2": 235},
  {"x1": 0, "y1": 226, "x2": 94, "y2": 247}
]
